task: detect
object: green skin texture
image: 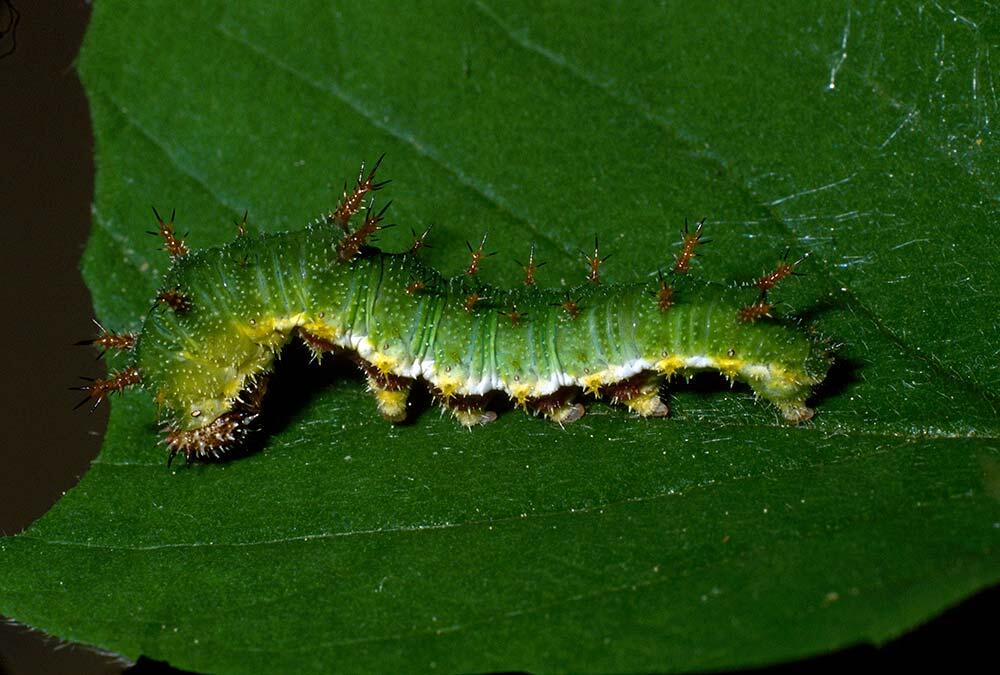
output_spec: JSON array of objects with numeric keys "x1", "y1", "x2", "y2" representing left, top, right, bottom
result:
[{"x1": 133, "y1": 225, "x2": 830, "y2": 435}]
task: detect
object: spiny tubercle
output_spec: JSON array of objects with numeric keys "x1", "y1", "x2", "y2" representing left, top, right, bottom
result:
[{"x1": 152, "y1": 207, "x2": 188, "y2": 258}]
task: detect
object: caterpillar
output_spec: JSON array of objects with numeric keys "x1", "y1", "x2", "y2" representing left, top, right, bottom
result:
[{"x1": 75, "y1": 157, "x2": 832, "y2": 464}]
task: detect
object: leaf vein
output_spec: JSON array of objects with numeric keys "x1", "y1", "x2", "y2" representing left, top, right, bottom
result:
[
  {"x1": 212, "y1": 22, "x2": 577, "y2": 263},
  {"x1": 31, "y1": 431, "x2": 999, "y2": 552}
]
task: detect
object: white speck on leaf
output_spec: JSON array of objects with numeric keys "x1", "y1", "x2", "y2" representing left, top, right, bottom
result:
[{"x1": 827, "y1": 5, "x2": 852, "y2": 91}]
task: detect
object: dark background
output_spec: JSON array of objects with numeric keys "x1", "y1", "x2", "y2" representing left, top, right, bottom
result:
[{"x1": 0, "y1": 2, "x2": 994, "y2": 674}]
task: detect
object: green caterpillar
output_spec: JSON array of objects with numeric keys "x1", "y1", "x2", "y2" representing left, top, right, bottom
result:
[{"x1": 76, "y1": 158, "x2": 832, "y2": 463}]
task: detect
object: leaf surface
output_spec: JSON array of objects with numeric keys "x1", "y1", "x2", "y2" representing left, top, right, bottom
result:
[{"x1": 3, "y1": 1, "x2": 999, "y2": 672}]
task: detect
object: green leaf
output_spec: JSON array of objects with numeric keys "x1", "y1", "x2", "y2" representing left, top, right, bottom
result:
[{"x1": 3, "y1": 1, "x2": 999, "y2": 672}]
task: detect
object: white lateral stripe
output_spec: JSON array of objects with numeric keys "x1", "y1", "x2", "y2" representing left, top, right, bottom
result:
[{"x1": 331, "y1": 330, "x2": 778, "y2": 398}]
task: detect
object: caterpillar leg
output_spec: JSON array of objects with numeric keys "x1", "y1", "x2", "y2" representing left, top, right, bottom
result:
[
  {"x1": 357, "y1": 359, "x2": 413, "y2": 423},
  {"x1": 776, "y1": 402, "x2": 815, "y2": 424},
  {"x1": 527, "y1": 388, "x2": 586, "y2": 425},
  {"x1": 363, "y1": 371, "x2": 413, "y2": 424},
  {"x1": 601, "y1": 372, "x2": 669, "y2": 417},
  {"x1": 440, "y1": 394, "x2": 497, "y2": 428},
  {"x1": 746, "y1": 376, "x2": 815, "y2": 424},
  {"x1": 368, "y1": 378, "x2": 412, "y2": 423}
]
